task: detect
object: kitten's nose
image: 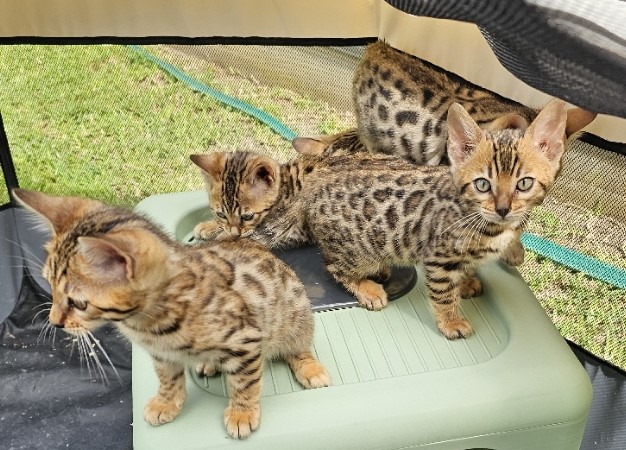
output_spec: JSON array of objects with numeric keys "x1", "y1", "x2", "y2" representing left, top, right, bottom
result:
[
  {"x1": 496, "y1": 207, "x2": 510, "y2": 218},
  {"x1": 229, "y1": 226, "x2": 241, "y2": 237}
]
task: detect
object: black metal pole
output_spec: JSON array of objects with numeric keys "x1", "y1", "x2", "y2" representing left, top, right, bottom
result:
[{"x1": 0, "y1": 109, "x2": 19, "y2": 203}]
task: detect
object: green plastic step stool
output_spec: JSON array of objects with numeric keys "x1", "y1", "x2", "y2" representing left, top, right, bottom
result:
[{"x1": 132, "y1": 191, "x2": 591, "y2": 450}]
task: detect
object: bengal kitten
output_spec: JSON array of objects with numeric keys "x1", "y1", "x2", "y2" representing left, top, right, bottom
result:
[
  {"x1": 266, "y1": 99, "x2": 571, "y2": 339},
  {"x1": 190, "y1": 152, "x2": 316, "y2": 247},
  {"x1": 292, "y1": 130, "x2": 526, "y2": 267},
  {"x1": 12, "y1": 189, "x2": 330, "y2": 439},
  {"x1": 353, "y1": 41, "x2": 595, "y2": 165}
]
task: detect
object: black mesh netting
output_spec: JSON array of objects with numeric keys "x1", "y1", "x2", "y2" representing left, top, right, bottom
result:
[{"x1": 385, "y1": 0, "x2": 626, "y2": 119}]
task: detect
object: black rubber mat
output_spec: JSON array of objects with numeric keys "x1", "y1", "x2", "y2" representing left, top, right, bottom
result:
[{"x1": 273, "y1": 245, "x2": 418, "y2": 311}]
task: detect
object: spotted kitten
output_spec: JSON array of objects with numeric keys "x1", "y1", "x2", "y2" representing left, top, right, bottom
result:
[
  {"x1": 292, "y1": 129, "x2": 526, "y2": 267},
  {"x1": 190, "y1": 152, "x2": 317, "y2": 246},
  {"x1": 353, "y1": 41, "x2": 595, "y2": 165},
  {"x1": 12, "y1": 189, "x2": 330, "y2": 439},
  {"x1": 269, "y1": 99, "x2": 570, "y2": 339}
]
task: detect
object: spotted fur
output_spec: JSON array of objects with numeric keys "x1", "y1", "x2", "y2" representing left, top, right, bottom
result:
[
  {"x1": 12, "y1": 189, "x2": 330, "y2": 439},
  {"x1": 353, "y1": 41, "x2": 595, "y2": 165},
  {"x1": 266, "y1": 100, "x2": 570, "y2": 339}
]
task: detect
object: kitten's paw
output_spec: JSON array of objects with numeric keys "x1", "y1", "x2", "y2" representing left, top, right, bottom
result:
[
  {"x1": 195, "y1": 362, "x2": 218, "y2": 378},
  {"x1": 459, "y1": 277, "x2": 482, "y2": 298},
  {"x1": 437, "y1": 319, "x2": 473, "y2": 340},
  {"x1": 355, "y1": 280, "x2": 388, "y2": 311},
  {"x1": 193, "y1": 220, "x2": 223, "y2": 241},
  {"x1": 144, "y1": 396, "x2": 183, "y2": 426},
  {"x1": 501, "y1": 239, "x2": 525, "y2": 266},
  {"x1": 224, "y1": 404, "x2": 260, "y2": 439},
  {"x1": 288, "y1": 353, "x2": 331, "y2": 389}
]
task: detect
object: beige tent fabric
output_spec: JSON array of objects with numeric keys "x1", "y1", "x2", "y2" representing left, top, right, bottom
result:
[
  {"x1": 0, "y1": 0, "x2": 378, "y2": 39},
  {"x1": 0, "y1": 0, "x2": 623, "y2": 141}
]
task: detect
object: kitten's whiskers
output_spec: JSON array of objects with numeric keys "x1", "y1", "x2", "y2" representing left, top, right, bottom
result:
[
  {"x1": 76, "y1": 332, "x2": 94, "y2": 380},
  {"x1": 466, "y1": 216, "x2": 488, "y2": 255},
  {"x1": 31, "y1": 305, "x2": 52, "y2": 325},
  {"x1": 439, "y1": 211, "x2": 481, "y2": 237},
  {"x1": 37, "y1": 321, "x2": 52, "y2": 345},
  {"x1": 87, "y1": 330, "x2": 121, "y2": 382},
  {"x1": 456, "y1": 214, "x2": 483, "y2": 254},
  {"x1": 3, "y1": 237, "x2": 45, "y2": 268}
]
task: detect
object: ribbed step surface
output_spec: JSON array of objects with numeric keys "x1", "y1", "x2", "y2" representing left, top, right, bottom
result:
[{"x1": 192, "y1": 271, "x2": 508, "y2": 397}]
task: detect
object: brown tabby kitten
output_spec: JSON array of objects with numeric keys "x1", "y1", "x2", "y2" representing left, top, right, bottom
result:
[
  {"x1": 258, "y1": 99, "x2": 570, "y2": 339},
  {"x1": 353, "y1": 41, "x2": 595, "y2": 165},
  {"x1": 12, "y1": 189, "x2": 330, "y2": 439},
  {"x1": 190, "y1": 152, "x2": 317, "y2": 247},
  {"x1": 292, "y1": 129, "x2": 526, "y2": 267}
]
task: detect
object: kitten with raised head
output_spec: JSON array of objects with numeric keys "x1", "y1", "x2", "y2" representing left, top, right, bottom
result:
[
  {"x1": 353, "y1": 41, "x2": 595, "y2": 165},
  {"x1": 12, "y1": 189, "x2": 330, "y2": 439},
  {"x1": 228, "y1": 99, "x2": 570, "y2": 339},
  {"x1": 292, "y1": 129, "x2": 528, "y2": 267},
  {"x1": 294, "y1": 100, "x2": 567, "y2": 339}
]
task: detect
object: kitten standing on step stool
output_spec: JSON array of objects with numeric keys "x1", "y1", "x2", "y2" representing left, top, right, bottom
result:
[{"x1": 12, "y1": 189, "x2": 330, "y2": 440}]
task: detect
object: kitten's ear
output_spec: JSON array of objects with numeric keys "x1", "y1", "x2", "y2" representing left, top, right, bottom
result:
[
  {"x1": 12, "y1": 188, "x2": 99, "y2": 235},
  {"x1": 565, "y1": 107, "x2": 596, "y2": 137},
  {"x1": 77, "y1": 235, "x2": 134, "y2": 283},
  {"x1": 525, "y1": 99, "x2": 568, "y2": 162},
  {"x1": 292, "y1": 137, "x2": 328, "y2": 156},
  {"x1": 190, "y1": 153, "x2": 225, "y2": 182},
  {"x1": 488, "y1": 113, "x2": 529, "y2": 131},
  {"x1": 247, "y1": 156, "x2": 278, "y2": 188},
  {"x1": 446, "y1": 103, "x2": 484, "y2": 165}
]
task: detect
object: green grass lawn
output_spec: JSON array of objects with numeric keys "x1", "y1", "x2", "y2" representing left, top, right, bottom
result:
[
  {"x1": 0, "y1": 44, "x2": 623, "y2": 368},
  {"x1": 519, "y1": 252, "x2": 625, "y2": 367},
  {"x1": 0, "y1": 45, "x2": 350, "y2": 206}
]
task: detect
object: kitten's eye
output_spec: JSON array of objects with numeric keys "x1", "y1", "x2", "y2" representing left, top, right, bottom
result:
[
  {"x1": 241, "y1": 213, "x2": 254, "y2": 221},
  {"x1": 516, "y1": 177, "x2": 534, "y2": 192},
  {"x1": 68, "y1": 297, "x2": 87, "y2": 311},
  {"x1": 215, "y1": 211, "x2": 226, "y2": 219},
  {"x1": 473, "y1": 178, "x2": 491, "y2": 193}
]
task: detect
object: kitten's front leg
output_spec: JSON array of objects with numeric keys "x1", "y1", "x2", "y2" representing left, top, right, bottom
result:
[
  {"x1": 193, "y1": 220, "x2": 226, "y2": 241},
  {"x1": 346, "y1": 278, "x2": 388, "y2": 310},
  {"x1": 326, "y1": 262, "x2": 387, "y2": 310},
  {"x1": 500, "y1": 238, "x2": 525, "y2": 266},
  {"x1": 224, "y1": 353, "x2": 264, "y2": 439},
  {"x1": 459, "y1": 268, "x2": 482, "y2": 298},
  {"x1": 424, "y1": 262, "x2": 473, "y2": 339},
  {"x1": 286, "y1": 351, "x2": 331, "y2": 388},
  {"x1": 369, "y1": 265, "x2": 391, "y2": 284},
  {"x1": 324, "y1": 255, "x2": 388, "y2": 311},
  {"x1": 144, "y1": 358, "x2": 187, "y2": 426}
]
